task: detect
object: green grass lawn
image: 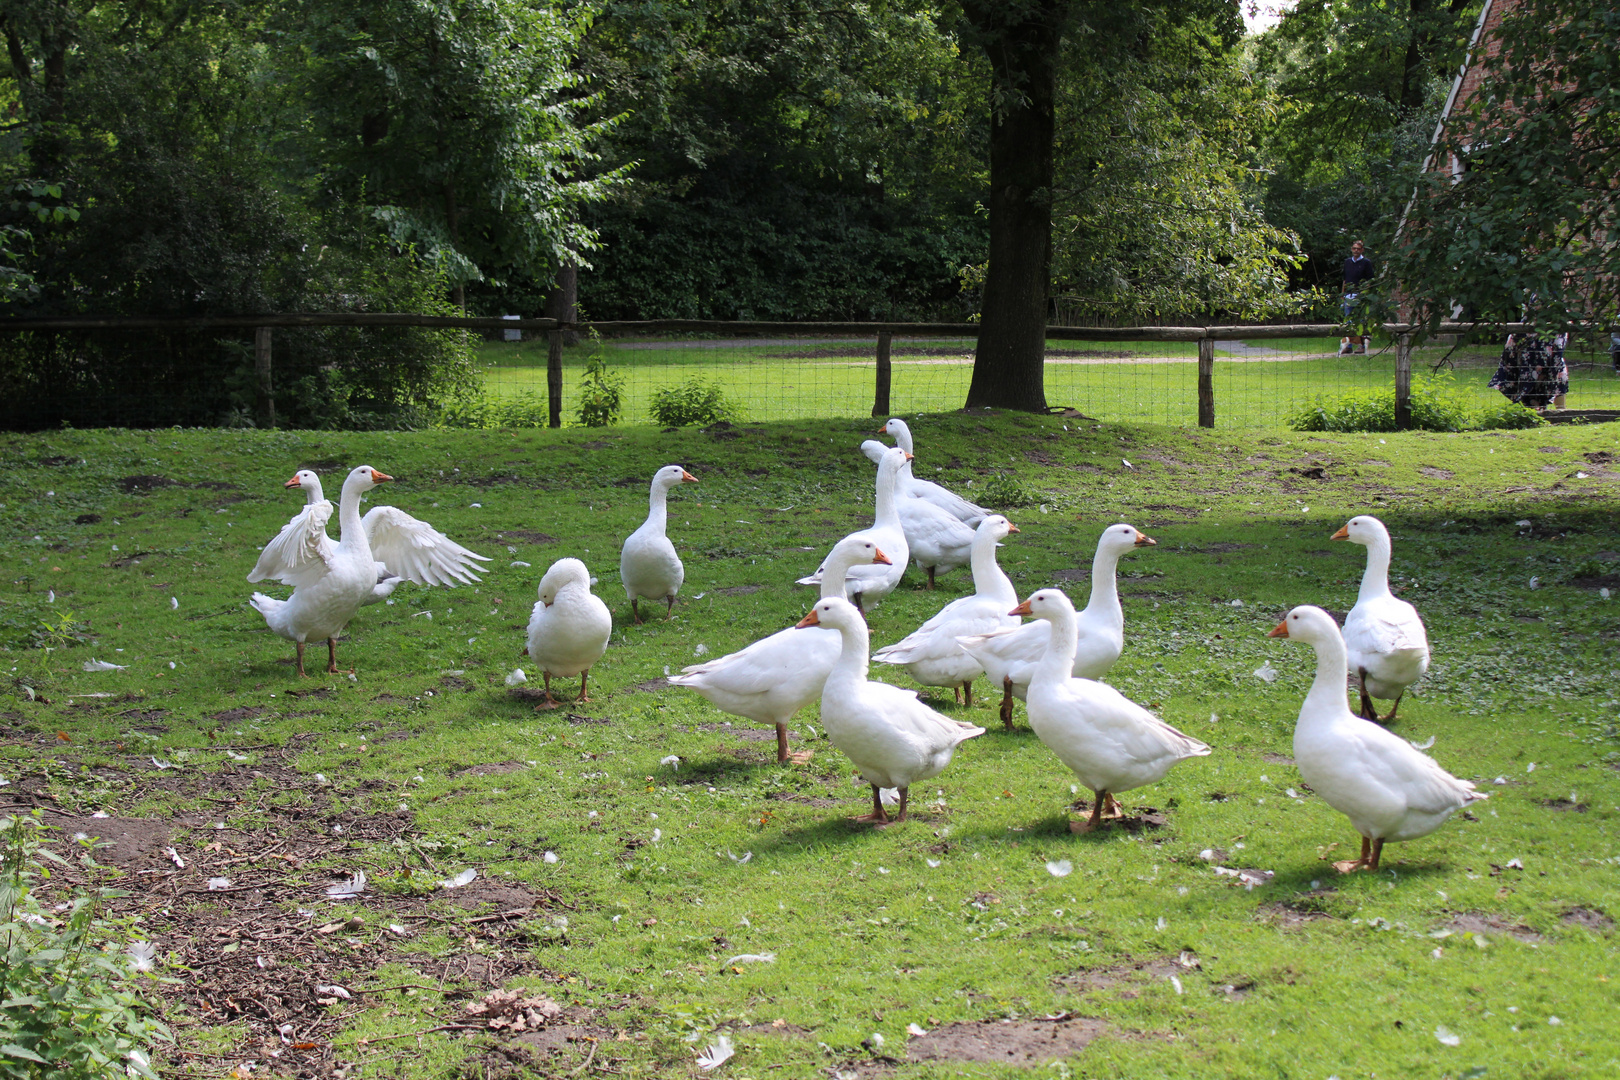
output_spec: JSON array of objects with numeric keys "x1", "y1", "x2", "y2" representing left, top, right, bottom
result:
[
  {"x1": 476, "y1": 335, "x2": 1620, "y2": 428},
  {"x1": 3, "y1": 414, "x2": 1618, "y2": 1078}
]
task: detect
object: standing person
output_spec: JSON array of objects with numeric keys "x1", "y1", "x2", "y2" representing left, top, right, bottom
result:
[{"x1": 1339, "y1": 240, "x2": 1375, "y2": 355}]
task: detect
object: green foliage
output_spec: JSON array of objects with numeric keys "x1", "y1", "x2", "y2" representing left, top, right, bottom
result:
[
  {"x1": 0, "y1": 814, "x2": 171, "y2": 1079},
  {"x1": 978, "y1": 473, "x2": 1039, "y2": 509},
  {"x1": 1290, "y1": 375, "x2": 1546, "y2": 432},
  {"x1": 437, "y1": 391, "x2": 551, "y2": 430},
  {"x1": 575, "y1": 353, "x2": 626, "y2": 427},
  {"x1": 1389, "y1": 0, "x2": 1620, "y2": 331},
  {"x1": 648, "y1": 379, "x2": 738, "y2": 427}
]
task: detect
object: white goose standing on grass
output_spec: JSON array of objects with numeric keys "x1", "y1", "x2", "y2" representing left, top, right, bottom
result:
[
  {"x1": 1333, "y1": 515, "x2": 1430, "y2": 722},
  {"x1": 874, "y1": 515, "x2": 1020, "y2": 703},
  {"x1": 797, "y1": 447, "x2": 909, "y2": 611},
  {"x1": 620, "y1": 464, "x2": 697, "y2": 622},
  {"x1": 523, "y1": 557, "x2": 612, "y2": 710},
  {"x1": 796, "y1": 597, "x2": 984, "y2": 825},
  {"x1": 1269, "y1": 605, "x2": 1483, "y2": 872},
  {"x1": 669, "y1": 537, "x2": 892, "y2": 762},
  {"x1": 1017, "y1": 589, "x2": 1210, "y2": 832},
  {"x1": 249, "y1": 465, "x2": 396, "y2": 676},
  {"x1": 959, "y1": 523, "x2": 1156, "y2": 729},
  {"x1": 250, "y1": 469, "x2": 490, "y2": 603},
  {"x1": 876, "y1": 418, "x2": 989, "y2": 524}
]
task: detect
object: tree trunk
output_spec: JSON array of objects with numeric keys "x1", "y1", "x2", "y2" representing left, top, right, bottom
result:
[
  {"x1": 544, "y1": 259, "x2": 579, "y2": 346},
  {"x1": 962, "y1": 0, "x2": 1062, "y2": 413}
]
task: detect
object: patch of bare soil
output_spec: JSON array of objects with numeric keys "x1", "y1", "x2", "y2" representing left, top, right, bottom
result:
[
  {"x1": 1443, "y1": 913, "x2": 1544, "y2": 942},
  {"x1": 1258, "y1": 895, "x2": 1336, "y2": 927},
  {"x1": 1540, "y1": 797, "x2": 1588, "y2": 812},
  {"x1": 1568, "y1": 573, "x2": 1620, "y2": 590},
  {"x1": 26, "y1": 758, "x2": 580, "y2": 1080},
  {"x1": 906, "y1": 1015, "x2": 1113, "y2": 1064},
  {"x1": 1058, "y1": 952, "x2": 1200, "y2": 995},
  {"x1": 1562, "y1": 907, "x2": 1613, "y2": 931},
  {"x1": 766, "y1": 791, "x2": 840, "y2": 808},
  {"x1": 1419, "y1": 465, "x2": 1455, "y2": 479},
  {"x1": 117, "y1": 474, "x2": 176, "y2": 494},
  {"x1": 75, "y1": 513, "x2": 102, "y2": 524},
  {"x1": 1262, "y1": 752, "x2": 1295, "y2": 764},
  {"x1": 212, "y1": 706, "x2": 268, "y2": 722},
  {"x1": 1050, "y1": 567, "x2": 1091, "y2": 582},
  {"x1": 455, "y1": 761, "x2": 528, "y2": 777},
  {"x1": 1585, "y1": 451, "x2": 1614, "y2": 464},
  {"x1": 1289, "y1": 466, "x2": 1327, "y2": 480},
  {"x1": 632, "y1": 678, "x2": 672, "y2": 693}
]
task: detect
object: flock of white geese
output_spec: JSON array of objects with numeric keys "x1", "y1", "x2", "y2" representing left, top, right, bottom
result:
[{"x1": 248, "y1": 420, "x2": 1483, "y2": 874}]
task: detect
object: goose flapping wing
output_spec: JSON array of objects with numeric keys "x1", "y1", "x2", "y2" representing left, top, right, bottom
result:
[
  {"x1": 362, "y1": 506, "x2": 491, "y2": 587},
  {"x1": 247, "y1": 500, "x2": 336, "y2": 587}
]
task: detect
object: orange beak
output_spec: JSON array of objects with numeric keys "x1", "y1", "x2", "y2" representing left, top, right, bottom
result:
[
  {"x1": 1134, "y1": 532, "x2": 1156, "y2": 547},
  {"x1": 371, "y1": 470, "x2": 394, "y2": 484},
  {"x1": 1268, "y1": 620, "x2": 1290, "y2": 638},
  {"x1": 1009, "y1": 599, "x2": 1033, "y2": 617},
  {"x1": 1007, "y1": 524, "x2": 1020, "y2": 534},
  {"x1": 1330, "y1": 525, "x2": 1350, "y2": 541},
  {"x1": 682, "y1": 470, "x2": 698, "y2": 483},
  {"x1": 794, "y1": 609, "x2": 821, "y2": 629},
  {"x1": 871, "y1": 548, "x2": 893, "y2": 566},
  {"x1": 284, "y1": 475, "x2": 301, "y2": 489},
  {"x1": 903, "y1": 452, "x2": 914, "y2": 461}
]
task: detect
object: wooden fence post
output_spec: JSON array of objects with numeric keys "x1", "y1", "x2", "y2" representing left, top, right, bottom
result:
[
  {"x1": 1394, "y1": 332, "x2": 1413, "y2": 430},
  {"x1": 1197, "y1": 335, "x2": 1215, "y2": 428},
  {"x1": 872, "y1": 331, "x2": 893, "y2": 418},
  {"x1": 254, "y1": 326, "x2": 275, "y2": 429},
  {"x1": 547, "y1": 329, "x2": 564, "y2": 429}
]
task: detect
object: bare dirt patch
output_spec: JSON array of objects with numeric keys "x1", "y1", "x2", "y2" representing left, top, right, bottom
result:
[
  {"x1": 906, "y1": 1016, "x2": 1113, "y2": 1064},
  {"x1": 1069, "y1": 800, "x2": 1167, "y2": 832},
  {"x1": 501, "y1": 530, "x2": 559, "y2": 544},
  {"x1": 117, "y1": 474, "x2": 176, "y2": 494},
  {"x1": 1057, "y1": 952, "x2": 1199, "y2": 994},
  {"x1": 455, "y1": 761, "x2": 528, "y2": 778},
  {"x1": 1562, "y1": 907, "x2": 1613, "y2": 931},
  {"x1": 212, "y1": 706, "x2": 268, "y2": 722},
  {"x1": 1258, "y1": 896, "x2": 1335, "y2": 927},
  {"x1": 1419, "y1": 466, "x2": 1455, "y2": 479},
  {"x1": 1443, "y1": 913, "x2": 1544, "y2": 942}
]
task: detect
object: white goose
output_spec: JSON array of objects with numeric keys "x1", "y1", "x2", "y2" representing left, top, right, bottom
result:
[
  {"x1": 797, "y1": 447, "x2": 909, "y2": 610},
  {"x1": 877, "y1": 418, "x2": 989, "y2": 524},
  {"x1": 874, "y1": 515, "x2": 1020, "y2": 703},
  {"x1": 1269, "y1": 605, "x2": 1483, "y2": 872},
  {"x1": 796, "y1": 597, "x2": 984, "y2": 824},
  {"x1": 1333, "y1": 515, "x2": 1430, "y2": 722},
  {"x1": 523, "y1": 557, "x2": 612, "y2": 710},
  {"x1": 249, "y1": 469, "x2": 489, "y2": 603},
  {"x1": 620, "y1": 465, "x2": 697, "y2": 622},
  {"x1": 1018, "y1": 588, "x2": 1210, "y2": 831},
  {"x1": 669, "y1": 537, "x2": 892, "y2": 762},
  {"x1": 959, "y1": 523, "x2": 1156, "y2": 729},
  {"x1": 249, "y1": 465, "x2": 395, "y2": 676}
]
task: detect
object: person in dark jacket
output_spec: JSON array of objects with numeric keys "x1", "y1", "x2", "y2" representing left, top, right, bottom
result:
[{"x1": 1339, "y1": 240, "x2": 1375, "y2": 355}]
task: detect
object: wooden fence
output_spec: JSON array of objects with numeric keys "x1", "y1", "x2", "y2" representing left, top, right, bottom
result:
[{"x1": 0, "y1": 314, "x2": 1540, "y2": 430}]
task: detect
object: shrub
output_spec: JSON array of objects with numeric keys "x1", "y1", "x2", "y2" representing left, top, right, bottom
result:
[
  {"x1": 979, "y1": 473, "x2": 1039, "y2": 509},
  {"x1": 575, "y1": 355, "x2": 626, "y2": 427},
  {"x1": 1290, "y1": 375, "x2": 1544, "y2": 433},
  {"x1": 649, "y1": 379, "x2": 738, "y2": 427},
  {"x1": 0, "y1": 813, "x2": 171, "y2": 1079}
]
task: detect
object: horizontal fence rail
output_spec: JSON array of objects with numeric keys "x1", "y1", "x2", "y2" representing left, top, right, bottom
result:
[{"x1": 2, "y1": 314, "x2": 1613, "y2": 432}]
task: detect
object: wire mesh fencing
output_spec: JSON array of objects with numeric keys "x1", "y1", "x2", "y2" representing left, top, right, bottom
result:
[{"x1": 3, "y1": 315, "x2": 1616, "y2": 431}]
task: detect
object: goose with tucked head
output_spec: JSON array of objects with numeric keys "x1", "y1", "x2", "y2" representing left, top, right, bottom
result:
[
  {"x1": 1270, "y1": 605, "x2": 1482, "y2": 872},
  {"x1": 797, "y1": 448, "x2": 909, "y2": 611},
  {"x1": 524, "y1": 558, "x2": 612, "y2": 710},
  {"x1": 620, "y1": 465, "x2": 697, "y2": 622},
  {"x1": 1015, "y1": 588, "x2": 1210, "y2": 832},
  {"x1": 876, "y1": 418, "x2": 989, "y2": 525},
  {"x1": 796, "y1": 597, "x2": 984, "y2": 824},
  {"x1": 1332, "y1": 515, "x2": 1430, "y2": 723}
]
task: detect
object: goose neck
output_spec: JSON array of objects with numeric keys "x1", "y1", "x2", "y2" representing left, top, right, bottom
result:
[
  {"x1": 337, "y1": 478, "x2": 372, "y2": 557},
  {"x1": 873, "y1": 464, "x2": 901, "y2": 527},
  {"x1": 969, "y1": 534, "x2": 1015, "y2": 602},
  {"x1": 829, "y1": 618, "x2": 871, "y2": 684},
  {"x1": 1302, "y1": 633, "x2": 1352, "y2": 721},
  {"x1": 1082, "y1": 543, "x2": 1125, "y2": 627},
  {"x1": 644, "y1": 482, "x2": 671, "y2": 531},
  {"x1": 1036, "y1": 608, "x2": 1078, "y2": 680},
  {"x1": 1357, "y1": 536, "x2": 1393, "y2": 602},
  {"x1": 819, "y1": 552, "x2": 861, "y2": 600}
]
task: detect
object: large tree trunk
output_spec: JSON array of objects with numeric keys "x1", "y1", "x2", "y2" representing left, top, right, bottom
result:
[{"x1": 962, "y1": 0, "x2": 1062, "y2": 413}]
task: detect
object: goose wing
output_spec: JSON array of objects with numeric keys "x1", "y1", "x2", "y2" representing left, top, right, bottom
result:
[
  {"x1": 363, "y1": 506, "x2": 491, "y2": 587},
  {"x1": 247, "y1": 500, "x2": 336, "y2": 587}
]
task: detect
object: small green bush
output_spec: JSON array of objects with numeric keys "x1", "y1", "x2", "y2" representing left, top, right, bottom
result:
[
  {"x1": 575, "y1": 355, "x2": 626, "y2": 427},
  {"x1": 649, "y1": 379, "x2": 738, "y2": 427},
  {"x1": 979, "y1": 473, "x2": 1039, "y2": 509},
  {"x1": 436, "y1": 391, "x2": 550, "y2": 429},
  {"x1": 0, "y1": 813, "x2": 171, "y2": 1079},
  {"x1": 1291, "y1": 375, "x2": 1545, "y2": 433}
]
